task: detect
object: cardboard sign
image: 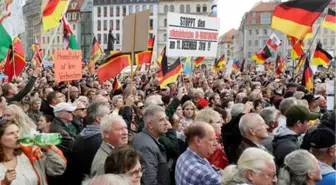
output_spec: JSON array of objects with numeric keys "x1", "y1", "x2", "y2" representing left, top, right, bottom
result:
[
  {"x1": 54, "y1": 50, "x2": 82, "y2": 82},
  {"x1": 122, "y1": 11, "x2": 150, "y2": 53},
  {"x1": 166, "y1": 12, "x2": 219, "y2": 57}
]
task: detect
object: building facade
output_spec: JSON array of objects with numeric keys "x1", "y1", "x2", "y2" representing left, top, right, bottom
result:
[
  {"x1": 218, "y1": 28, "x2": 236, "y2": 61},
  {"x1": 92, "y1": 0, "x2": 159, "y2": 56},
  {"x1": 81, "y1": 0, "x2": 94, "y2": 60}
]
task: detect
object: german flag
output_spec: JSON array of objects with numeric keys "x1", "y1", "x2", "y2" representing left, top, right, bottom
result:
[
  {"x1": 304, "y1": 27, "x2": 313, "y2": 40},
  {"x1": 295, "y1": 54, "x2": 306, "y2": 72},
  {"x1": 31, "y1": 36, "x2": 43, "y2": 69},
  {"x1": 288, "y1": 36, "x2": 304, "y2": 60},
  {"x1": 135, "y1": 36, "x2": 155, "y2": 67},
  {"x1": 42, "y1": 0, "x2": 68, "y2": 31},
  {"x1": 311, "y1": 43, "x2": 332, "y2": 67},
  {"x1": 232, "y1": 59, "x2": 240, "y2": 71},
  {"x1": 212, "y1": 56, "x2": 225, "y2": 72},
  {"x1": 217, "y1": 55, "x2": 226, "y2": 68},
  {"x1": 157, "y1": 47, "x2": 166, "y2": 80},
  {"x1": 89, "y1": 36, "x2": 103, "y2": 74},
  {"x1": 195, "y1": 57, "x2": 204, "y2": 67},
  {"x1": 271, "y1": 0, "x2": 330, "y2": 39},
  {"x1": 97, "y1": 52, "x2": 131, "y2": 82},
  {"x1": 112, "y1": 77, "x2": 121, "y2": 93},
  {"x1": 275, "y1": 55, "x2": 285, "y2": 76},
  {"x1": 321, "y1": 9, "x2": 336, "y2": 31},
  {"x1": 264, "y1": 60, "x2": 271, "y2": 71},
  {"x1": 4, "y1": 38, "x2": 26, "y2": 82},
  {"x1": 301, "y1": 57, "x2": 313, "y2": 92},
  {"x1": 251, "y1": 45, "x2": 272, "y2": 64},
  {"x1": 159, "y1": 57, "x2": 182, "y2": 88}
]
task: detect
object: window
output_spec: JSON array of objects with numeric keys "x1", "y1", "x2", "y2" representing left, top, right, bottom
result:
[
  {"x1": 116, "y1": 33, "x2": 120, "y2": 44},
  {"x1": 129, "y1": 5, "x2": 133, "y2": 14},
  {"x1": 248, "y1": 52, "x2": 251, "y2": 57},
  {"x1": 72, "y1": 24, "x2": 76, "y2": 31},
  {"x1": 122, "y1": 6, "x2": 126, "y2": 15},
  {"x1": 97, "y1": 34, "x2": 101, "y2": 43},
  {"x1": 255, "y1": 40, "x2": 259, "y2": 47},
  {"x1": 97, "y1": 7, "x2": 101, "y2": 17},
  {"x1": 104, "y1": 7, "x2": 107, "y2": 17},
  {"x1": 248, "y1": 29, "x2": 252, "y2": 35},
  {"x1": 323, "y1": 38, "x2": 327, "y2": 46},
  {"x1": 104, "y1": 33, "x2": 107, "y2": 44},
  {"x1": 164, "y1": 5, "x2": 168, "y2": 13},
  {"x1": 97, "y1": 20, "x2": 101, "y2": 30},
  {"x1": 150, "y1": 19, "x2": 153, "y2": 30},
  {"x1": 227, "y1": 50, "x2": 231, "y2": 56},
  {"x1": 170, "y1": 5, "x2": 174, "y2": 12},
  {"x1": 202, "y1": 4, "x2": 207, "y2": 12},
  {"x1": 142, "y1": 5, "x2": 146, "y2": 11},
  {"x1": 260, "y1": 13, "x2": 271, "y2": 24},
  {"x1": 196, "y1": 4, "x2": 201, "y2": 12},
  {"x1": 263, "y1": 39, "x2": 266, "y2": 45},
  {"x1": 164, "y1": 18, "x2": 167, "y2": 27},
  {"x1": 255, "y1": 29, "x2": 259, "y2": 35},
  {"x1": 116, "y1": 6, "x2": 120, "y2": 16},
  {"x1": 149, "y1": 5, "x2": 153, "y2": 13},
  {"x1": 67, "y1": 13, "x2": 71, "y2": 20},
  {"x1": 180, "y1": 5, "x2": 184, "y2": 13},
  {"x1": 110, "y1": 6, "x2": 113, "y2": 16},
  {"x1": 252, "y1": 19, "x2": 256, "y2": 24},
  {"x1": 263, "y1": 29, "x2": 267, "y2": 35},
  {"x1": 116, "y1": 20, "x2": 120, "y2": 30},
  {"x1": 324, "y1": 28, "x2": 328, "y2": 34},
  {"x1": 252, "y1": 12, "x2": 256, "y2": 17},
  {"x1": 248, "y1": 40, "x2": 252, "y2": 46},
  {"x1": 331, "y1": 38, "x2": 335, "y2": 45},
  {"x1": 110, "y1": 20, "x2": 113, "y2": 30},
  {"x1": 163, "y1": 33, "x2": 167, "y2": 41},
  {"x1": 136, "y1": 5, "x2": 140, "y2": 12},
  {"x1": 103, "y1": 20, "x2": 107, "y2": 30},
  {"x1": 57, "y1": 36, "x2": 60, "y2": 43},
  {"x1": 47, "y1": 37, "x2": 50, "y2": 43},
  {"x1": 186, "y1": 4, "x2": 190, "y2": 13},
  {"x1": 42, "y1": 37, "x2": 45, "y2": 44}
]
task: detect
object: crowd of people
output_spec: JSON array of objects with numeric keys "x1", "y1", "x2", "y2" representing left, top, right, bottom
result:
[{"x1": 0, "y1": 64, "x2": 334, "y2": 185}]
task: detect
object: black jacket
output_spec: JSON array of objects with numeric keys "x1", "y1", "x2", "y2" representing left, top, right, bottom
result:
[
  {"x1": 301, "y1": 120, "x2": 335, "y2": 150},
  {"x1": 40, "y1": 99, "x2": 54, "y2": 118},
  {"x1": 6, "y1": 76, "x2": 36, "y2": 103}
]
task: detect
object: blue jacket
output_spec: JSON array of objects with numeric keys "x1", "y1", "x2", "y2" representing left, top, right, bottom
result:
[{"x1": 317, "y1": 161, "x2": 336, "y2": 185}]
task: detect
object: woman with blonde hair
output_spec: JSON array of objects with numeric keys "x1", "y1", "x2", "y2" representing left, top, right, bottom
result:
[
  {"x1": 181, "y1": 101, "x2": 197, "y2": 128},
  {"x1": 3, "y1": 104, "x2": 37, "y2": 137}
]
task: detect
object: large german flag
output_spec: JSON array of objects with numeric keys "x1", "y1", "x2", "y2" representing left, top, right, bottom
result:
[
  {"x1": 4, "y1": 38, "x2": 26, "y2": 82},
  {"x1": 251, "y1": 45, "x2": 272, "y2": 64},
  {"x1": 311, "y1": 43, "x2": 332, "y2": 67},
  {"x1": 271, "y1": 0, "x2": 330, "y2": 39},
  {"x1": 288, "y1": 36, "x2": 304, "y2": 60},
  {"x1": 135, "y1": 36, "x2": 155, "y2": 67},
  {"x1": 97, "y1": 52, "x2": 131, "y2": 82},
  {"x1": 89, "y1": 36, "x2": 103, "y2": 74},
  {"x1": 321, "y1": 9, "x2": 336, "y2": 31},
  {"x1": 295, "y1": 54, "x2": 306, "y2": 72},
  {"x1": 160, "y1": 57, "x2": 182, "y2": 88},
  {"x1": 301, "y1": 57, "x2": 313, "y2": 92},
  {"x1": 42, "y1": 0, "x2": 68, "y2": 31},
  {"x1": 195, "y1": 57, "x2": 204, "y2": 67}
]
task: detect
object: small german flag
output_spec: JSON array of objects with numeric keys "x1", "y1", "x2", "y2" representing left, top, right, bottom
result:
[
  {"x1": 135, "y1": 36, "x2": 155, "y2": 67},
  {"x1": 295, "y1": 54, "x2": 306, "y2": 72},
  {"x1": 288, "y1": 36, "x2": 304, "y2": 60},
  {"x1": 240, "y1": 59, "x2": 245, "y2": 72},
  {"x1": 311, "y1": 43, "x2": 332, "y2": 67},
  {"x1": 301, "y1": 57, "x2": 313, "y2": 92},
  {"x1": 89, "y1": 36, "x2": 103, "y2": 74},
  {"x1": 195, "y1": 57, "x2": 205, "y2": 67},
  {"x1": 321, "y1": 9, "x2": 336, "y2": 31},
  {"x1": 97, "y1": 52, "x2": 131, "y2": 82},
  {"x1": 271, "y1": 0, "x2": 330, "y2": 39},
  {"x1": 252, "y1": 45, "x2": 272, "y2": 64},
  {"x1": 275, "y1": 55, "x2": 285, "y2": 76},
  {"x1": 112, "y1": 77, "x2": 122, "y2": 93},
  {"x1": 157, "y1": 47, "x2": 166, "y2": 80},
  {"x1": 232, "y1": 59, "x2": 240, "y2": 71},
  {"x1": 217, "y1": 55, "x2": 226, "y2": 68},
  {"x1": 159, "y1": 57, "x2": 182, "y2": 88}
]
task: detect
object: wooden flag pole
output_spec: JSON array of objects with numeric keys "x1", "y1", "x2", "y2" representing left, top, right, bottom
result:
[
  {"x1": 67, "y1": 82, "x2": 71, "y2": 103},
  {"x1": 130, "y1": 14, "x2": 137, "y2": 96}
]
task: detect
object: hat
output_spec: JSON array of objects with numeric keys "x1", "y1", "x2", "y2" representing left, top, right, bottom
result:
[
  {"x1": 53, "y1": 103, "x2": 77, "y2": 113},
  {"x1": 302, "y1": 94, "x2": 319, "y2": 103},
  {"x1": 197, "y1": 98, "x2": 208, "y2": 109},
  {"x1": 285, "y1": 105, "x2": 320, "y2": 121},
  {"x1": 309, "y1": 128, "x2": 336, "y2": 149}
]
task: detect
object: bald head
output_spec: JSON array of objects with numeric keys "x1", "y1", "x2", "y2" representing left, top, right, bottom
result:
[
  {"x1": 94, "y1": 95, "x2": 109, "y2": 104},
  {"x1": 239, "y1": 113, "x2": 269, "y2": 141},
  {"x1": 185, "y1": 122, "x2": 214, "y2": 145}
]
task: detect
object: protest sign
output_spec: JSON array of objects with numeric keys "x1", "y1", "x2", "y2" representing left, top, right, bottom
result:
[
  {"x1": 166, "y1": 12, "x2": 219, "y2": 57},
  {"x1": 54, "y1": 50, "x2": 82, "y2": 82}
]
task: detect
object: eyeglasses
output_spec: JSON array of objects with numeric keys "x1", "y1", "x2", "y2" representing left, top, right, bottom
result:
[
  {"x1": 128, "y1": 167, "x2": 145, "y2": 176},
  {"x1": 254, "y1": 169, "x2": 277, "y2": 179},
  {"x1": 138, "y1": 106, "x2": 144, "y2": 109},
  {"x1": 76, "y1": 108, "x2": 86, "y2": 111},
  {"x1": 103, "y1": 94, "x2": 109, "y2": 97},
  {"x1": 158, "y1": 104, "x2": 164, "y2": 107}
]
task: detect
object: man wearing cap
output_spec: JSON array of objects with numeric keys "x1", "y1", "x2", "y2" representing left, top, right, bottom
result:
[
  {"x1": 50, "y1": 102, "x2": 77, "y2": 159},
  {"x1": 303, "y1": 94, "x2": 320, "y2": 113},
  {"x1": 309, "y1": 128, "x2": 336, "y2": 185},
  {"x1": 272, "y1": 105, "x2": 320, "y2": 167}
]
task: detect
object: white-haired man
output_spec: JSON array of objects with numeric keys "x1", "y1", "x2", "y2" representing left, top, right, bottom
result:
[
  {"x1": 91, "y1": 114, "x2": 128, "y2": 176},
  {"x1": 259, "y1": 107, "x2": 280, "y2": 153},
  {"x1": 236, "y1": 113, "x2": 269, "y2": 160}
]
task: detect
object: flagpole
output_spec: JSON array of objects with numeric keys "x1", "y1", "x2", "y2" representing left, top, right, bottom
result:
[
  {"x1": 12, "y1": 43, "x2": 16, "y2": 79},
  {"x1": 130, "y1": 14, "x2": 137, "y2": 96},
  {"x1": 43, "y1": 0, "x2": 71, "y2": 60}
]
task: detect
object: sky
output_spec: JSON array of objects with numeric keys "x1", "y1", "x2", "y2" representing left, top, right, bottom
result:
[{"x1": 218, "y1": 0, "x2": 261, "y2": 34}]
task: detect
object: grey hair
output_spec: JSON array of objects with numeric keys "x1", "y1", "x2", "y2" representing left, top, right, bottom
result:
[
  {"x1": 86, "y1": 102, "x2": 110, "y2": 125},
  {"x1": 238, "y1": 113, "x2": 263, "y2": 137},
  {"x1": 195, "y1": 108, "x2": 220, "y2": 127},
  {"x1": 230, "y1": 103, "x2": 244, "y2": 118},
  {"x1": 222, "y1": 148, "x2": 274, "y2": 185},
  {"x1": 144, "y1": 95, "x2": 163, "y2": 108},
  {"x1": 293, "y1": 91, "x2": 305, "y2": 100},
  {"x1": 112, "y1": 95, "x2": 123, "y2": 104},
  {"x1": 277, "y1": 150, "x2": 317, "y2": 185},
  {"x1": 315, "y1": 83, "x2": 326, "y2": 95},
  {"x1": 75, "y1": 96, "x2": 89, "y2": 105},
  {"x1": 235, "y1": 93, "x2": 247, "y2": 103},
  {"x1": 279, "y1": 97, "x2": 297, "y2": 115},
  {"x1": 82, "y1": 174, "x2": 131, "y2": 185},
  {"x1": 259, "y1": 107, "x2": 279, "y2": 126},
  {"x1": 143, "y1": 105, "x2": 165, "y2": 124},
  {"x1": 100, "y1": 114, "x2": 126, "y2": 138}
]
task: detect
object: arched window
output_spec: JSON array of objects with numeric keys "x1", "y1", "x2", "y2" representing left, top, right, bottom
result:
[
  {"x1": 180, "y1": 5, "x2": 184, "y2": 13},
  {"x1": 164, "y1": 18, "x2": 167, "y2": 27},
  {"x1": 163, "y1": 33, "x2": 167, "y2": 41},
  {"x1": 170, "y1": 5, "x2": 174, "y2": 12},
  {"x1": 202, "y1": 4, "x2": 207, "y2": 12},
  {"x1": 186, "y1": 4, "x2": 191, "y2": 13},
  {"x1": 196, "y1": 4, "x2": 201, "y2": 12},
  {"x1": 164, "y1": 5, "x2": 168, "y2": 13}
]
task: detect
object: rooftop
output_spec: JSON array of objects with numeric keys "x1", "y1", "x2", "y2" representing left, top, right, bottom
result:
[{"x1": 220, "y1": 28, "x2": 236, "y2": 43}]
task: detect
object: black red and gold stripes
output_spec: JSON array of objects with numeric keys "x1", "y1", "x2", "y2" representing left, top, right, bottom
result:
[
  {"x1": 302, "y1": 57, "x2": 313, "y2": 92},
  {"x1": 159, "y1": 57, "x2": 182, "y2": 88},
  {"x1": 321, "y1": 9, "x2": 336, "y2": 31},
  {"x1": 311, "y1": 43, "x2": 332, "y2": 67}
]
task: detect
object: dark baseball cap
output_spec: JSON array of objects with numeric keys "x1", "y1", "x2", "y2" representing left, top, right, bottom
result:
[
  {"x1": 285, "y1": 105, "x2": 320, "y2": 121},
  {"x1": 302, "y1": 94, "x2": 319, "y2": 103},
  {"x1": 309, "y1": 128, "x2": 336, "y2": 149}
]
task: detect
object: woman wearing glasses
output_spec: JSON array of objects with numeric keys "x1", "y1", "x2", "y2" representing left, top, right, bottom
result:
[
  {"x1": 104, "y1": 146, "x2": 143, "y2": 185},
  {"x1": 0, "y1": 120, "x2": 66, "y2": 185}
]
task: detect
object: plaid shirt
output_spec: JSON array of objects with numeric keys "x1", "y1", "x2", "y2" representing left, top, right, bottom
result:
[{"x1": 175, "y1": 148, "x2": 222, "y2": 185}]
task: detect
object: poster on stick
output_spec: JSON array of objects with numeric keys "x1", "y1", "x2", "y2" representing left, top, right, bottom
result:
[
  {"x1": 54, "y1": 50, "x2": 82, "y2": 82},
  {"x1": 166, "y1": 12, "x2": 219, "y2": 57}
]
